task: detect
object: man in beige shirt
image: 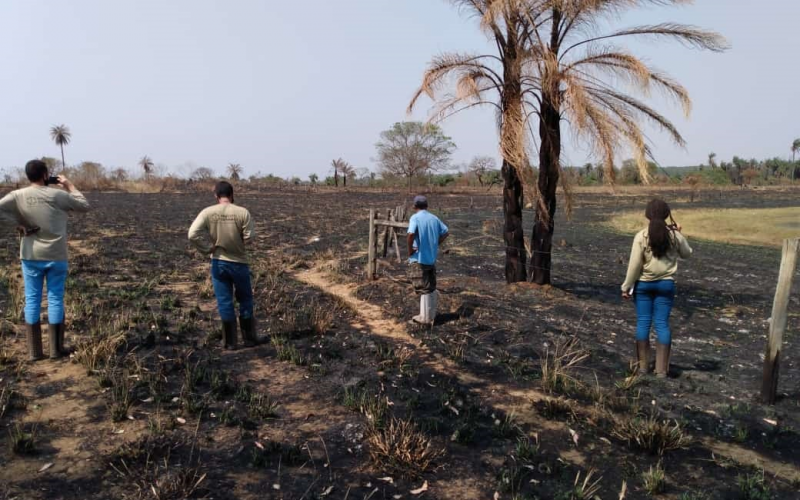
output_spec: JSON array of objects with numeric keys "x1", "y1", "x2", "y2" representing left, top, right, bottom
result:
[
  {"x1": 188, "y1": 181, "x2": 256, "y2": 349},
  {"x1": 0, "y1": 159, "x2": 90, "y2": 361}
]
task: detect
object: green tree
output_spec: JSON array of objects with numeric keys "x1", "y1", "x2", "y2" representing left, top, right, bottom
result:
[
  {"x1": 375, "y1": 122, "x2": 456, "y2": 192},
  {"x1": 791, "y1": 139, "x2": 800, "y2": 181},
  {"x1": 309, "y1": 173, "x2": 319, "y2": 185},
  {"x1": 49, "y1": 124, "x2": 71, "y2": 171},
  {"x1": 708, "y1": 152, "x2": 717, "y2": 169}
]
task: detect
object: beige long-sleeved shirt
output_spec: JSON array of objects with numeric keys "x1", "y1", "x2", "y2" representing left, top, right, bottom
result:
[
  {"x1": 188, "y1": 203, "x2": 254, "y2": 264},
  {"x1": 621, "y1": 229, "x2": 692, "y2": 292},
  {"x1": 0, "y1": 185, "x2": 90, "y2": 261}
]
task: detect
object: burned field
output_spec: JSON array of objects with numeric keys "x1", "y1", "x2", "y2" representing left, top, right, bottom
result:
[{"x1": 0, "y1": 187, "x2": 799, "y2": 499}]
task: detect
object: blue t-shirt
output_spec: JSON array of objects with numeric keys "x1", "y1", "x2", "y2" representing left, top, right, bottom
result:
[{"x1": 407, "y1": 210, "x2": 448, "y2": 266}]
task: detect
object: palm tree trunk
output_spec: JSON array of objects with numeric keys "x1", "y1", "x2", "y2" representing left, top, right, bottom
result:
[
  {"x1": 60, "y1": 144, "x2": 66, "y2": 173},
  {"x1": 499, "y1": 30, "x2": 527, "y2": 284},
  {"x1": 531, "y1": 11, "x2": 563, "y2": 286},
  {"x1": 501, "y1": 160, "x2": 526, "y2": 282},
  {"x1": 531, "y1": 93, "x2": 561, "y2": 285}
]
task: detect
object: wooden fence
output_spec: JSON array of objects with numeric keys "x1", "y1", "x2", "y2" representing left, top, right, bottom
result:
[{"x1": 366, "y1": 207, "x2": 409, "y2": 280}]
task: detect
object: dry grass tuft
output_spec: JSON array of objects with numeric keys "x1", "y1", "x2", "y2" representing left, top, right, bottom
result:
[
  {"x1": 642, "y1": 461, "x2": 667, "y2": 494},
  {"x1": 613, "y1": 414, "x2": 688, "y2": 456},
  {"x1": 540, "y1": 337, "x2": 589, "y2": 393},
  {"x1": 367, "y1": 417, "x2": 445, "y2": 479},
  {"x1": 73, "y1": 330, "x2": 127, "y2": 374}
]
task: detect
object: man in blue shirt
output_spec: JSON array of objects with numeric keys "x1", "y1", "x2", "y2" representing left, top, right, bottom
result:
[{"x1": 407, "y1": 195, "x2": 448, "y2": 324}]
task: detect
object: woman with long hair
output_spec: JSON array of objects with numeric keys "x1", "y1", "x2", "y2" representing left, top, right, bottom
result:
[{"x1": 622, "y1": 199, "x2": 693, "y2": 378}]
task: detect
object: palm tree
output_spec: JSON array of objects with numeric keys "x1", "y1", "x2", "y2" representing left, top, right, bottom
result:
[
  {"x1": 309, "y1": 173, "x2": 319, "y2": 185},
  {"x1": 139, "y1": 156, "x2": 155, "y2": 177},
  {"x1": 49, "y1": 125, "x2": 71, "y2": 172},
  {"x1": 412, "y1": 0, "x2": 726, "y2": 285},
  {"x1": 708, "y1": 152, "x2": 717, "y2": 169},
  {"x1": 409, "y1": 1, "x2": 541, "y2": 282},
  {"x1": 331, "y1": 158, "x2": 350, "y2": 188},
  {"x1": 227, "y1": 163, "x2": 243, "y2": 181},
  {"x1": 339, "y1": 163, "x2": 355, "y2": 187},
  {"x1": 791, "y1": 139, "x2": 800, "y2": 181}
]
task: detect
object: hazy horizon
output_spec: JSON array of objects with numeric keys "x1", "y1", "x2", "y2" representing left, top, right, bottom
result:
[{"x1": 2, "y1": 0, "x2": 798, "y2": 179}]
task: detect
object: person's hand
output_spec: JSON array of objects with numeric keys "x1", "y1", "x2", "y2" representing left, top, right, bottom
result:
[
  {"x1": 622, "y1": 291, "x2": 632, "y2": 300},
  {"x1": 674, "y1": 223, "x2": 682, "y2": 232},
  {"x1": 209, "y1": 245, "x2": 217, "y2": 258},
  {"x1": 57, "y1": 175, "x2": 74, "y2": 191}
]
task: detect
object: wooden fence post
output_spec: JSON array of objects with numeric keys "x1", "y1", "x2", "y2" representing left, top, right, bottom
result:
[
  {"x1": 367, "y1": 209, "x2": 376, "y2": 280},
  {"x1": 761, "y1": 237, "x2": 800, "y2": 404}
]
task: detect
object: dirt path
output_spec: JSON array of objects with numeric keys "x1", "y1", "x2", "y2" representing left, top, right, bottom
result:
[{"x1": 294, "y1": 267, "x2": 800, "y2": 486}]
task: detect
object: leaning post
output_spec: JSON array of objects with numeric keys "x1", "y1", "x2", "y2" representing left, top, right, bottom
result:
[
  {"x1": 761, "y1": 237, "x2": 800, "y2": 404},
  {"x1": 367, "y1": 209, "x2": 376, "y2": 280}
]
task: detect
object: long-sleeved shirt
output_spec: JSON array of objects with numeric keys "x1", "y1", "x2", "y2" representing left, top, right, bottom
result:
[
  {"x1": 0, "y1": 185, "x2": 90, "y2": 261},
  {"x1": 621, "y1": 229, "x2": 693, "y2": 292},
  {"x1": 188, "y1": 203, "x2": 254, "y2": 264}
]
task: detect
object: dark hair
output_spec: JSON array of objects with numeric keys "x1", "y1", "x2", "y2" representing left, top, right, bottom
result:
[
  {"x1": 25, "y1": 160, "x2": 48, "y2": 182},
  {"x1": 645, "y1": 199, "x2": 675, "y2": 258},
  {"x1": 214, "y1": 181, "x2": 234, "y2": 200}
]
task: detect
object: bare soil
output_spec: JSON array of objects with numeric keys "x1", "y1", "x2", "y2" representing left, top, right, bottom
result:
[{"x1": 0, "y1": 186, "x2": 798, "y2": 500}]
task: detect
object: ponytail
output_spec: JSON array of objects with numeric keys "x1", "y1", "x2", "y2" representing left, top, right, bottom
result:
[{"x1": 645, "y1": 199, "x2": 674, "y2": 259}]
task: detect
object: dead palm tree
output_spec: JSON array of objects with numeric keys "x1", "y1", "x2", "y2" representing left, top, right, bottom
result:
[
  {"x1": 409, "y1": 1, "x2": 542, "y2": 282},
  {"x1": 49, "y1": 124, "x2": 71, "y2": 172},
  {"x1": 139, "y1": 156, "x2": 155, "y2": 177},
  {"x1": 520, "y1": 1, "x2": 726, "y2": 284},
  {"x1": 412, "y1": 0, "x2": 727, "y2": 284},
  {"x1": 227, "y1": 163, "x2": 243, "y2": 181}
]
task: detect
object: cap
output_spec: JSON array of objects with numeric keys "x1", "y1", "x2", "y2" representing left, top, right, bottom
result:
[{"x1": 413, "y1": 195, "x2": 428, "y2": 207}]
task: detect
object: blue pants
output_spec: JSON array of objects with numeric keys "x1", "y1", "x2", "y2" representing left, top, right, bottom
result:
[
  {"x1": 634, "y1": 280, "x2": 675, "y2": 345},
  {"x1": 21, "y1": 260, "x2": 69, "y2": 325},
  {"x1": 211, "y1": 259, "x2": 253, "y2": 322}
]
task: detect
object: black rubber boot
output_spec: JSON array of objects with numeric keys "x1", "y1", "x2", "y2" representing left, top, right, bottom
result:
[
  {"x1": 240, "y1": 317, "x2": 258, "y2": 347},
  {"x1": 222, "y1": 321, "x2": 238, "y2": 350},
  {"x1": 49, "y1": 324, "x2": 70, "y2": 359},
  {"x1": 26, "y1": 323, "x2": 44, "y2": 361}
]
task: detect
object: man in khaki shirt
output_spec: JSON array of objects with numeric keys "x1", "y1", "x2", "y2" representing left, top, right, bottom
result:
[
  {"x1": 0, "y1": 159, "x2": 90, "y2": 361},
  {"x1": 188, "y1": 181, "x2": 256, "y2": 349}
]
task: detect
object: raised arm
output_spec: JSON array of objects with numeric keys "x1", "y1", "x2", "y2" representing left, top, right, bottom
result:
[
  {"x1": 188, "y1": 211, "x2": 213, "y2": 255},
  {"x1": 621, "y1": 233, "x2": 645, "y2": 293},
  {"x1": 55, "y1": 176, "x2": 91, "y2": 212},
  {"x1": 675, "y1": 231, "x2": 693, "y2": 259}
]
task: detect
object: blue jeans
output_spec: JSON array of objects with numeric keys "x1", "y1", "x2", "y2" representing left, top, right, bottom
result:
[
  {"x1": 21, "y1": 260, "x2": 69, "y2": 324},
  {"x1": 211, "y1": 259, "x2": 253, "y2": 322},
  {"x1": 634, "y1": 280, "x2": 675, "y2": 345}
]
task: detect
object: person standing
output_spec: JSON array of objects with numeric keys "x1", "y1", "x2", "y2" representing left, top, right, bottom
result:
[
  {"x1": 0, "y1": 159, "x2": 90, "y2": 361},
  {"x1": 188, "y1": 181, "x2": 256, "y2": 349},
  {"x1": 407, "y1": 195, "x2": 449, "y2": 325},
  {"x1": 621, "y1": 199, "x2": 692, "y2": 378}
]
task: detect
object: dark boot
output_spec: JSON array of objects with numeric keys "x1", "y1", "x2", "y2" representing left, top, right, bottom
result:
[
  {"x1": 635, "y1": 340, "x2": 650, "y2": 374},
  {"x1": 655, "y1": 343, "x2": 671, "y2": 379},
  {"x1": 49, "y1": 324, "x2": 71, "y2": 359},
  {"x1": 240, "y1": 317, "x2": 258, "y2": 347},
  {"x1": 26, "y1": 323, "x2": 44, "y2": 361},
  {"x1": 221, "y1": 320, "x2": 238, "y2": 350}
]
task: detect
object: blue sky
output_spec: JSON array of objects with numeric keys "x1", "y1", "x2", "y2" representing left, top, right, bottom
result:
[{"x1": 1, "y1": 0, "x2": 798, "y2": 178}]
